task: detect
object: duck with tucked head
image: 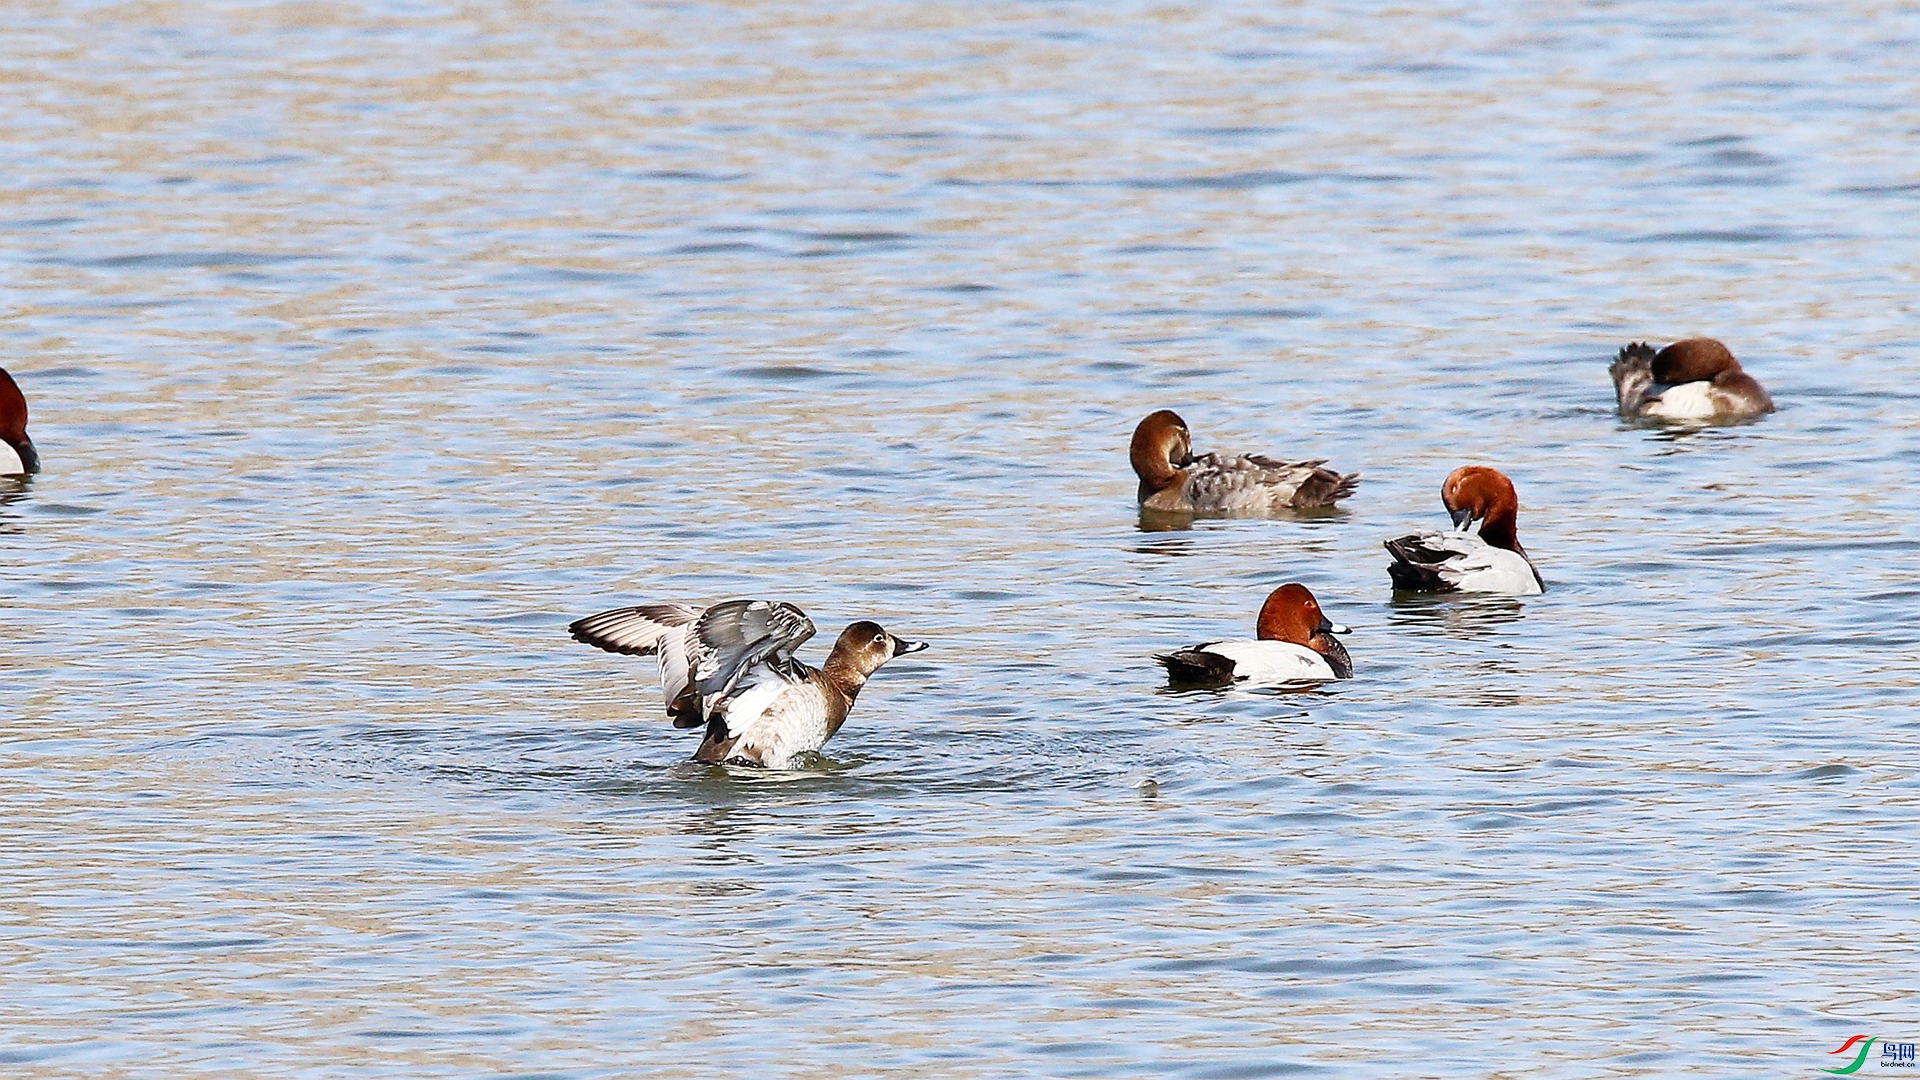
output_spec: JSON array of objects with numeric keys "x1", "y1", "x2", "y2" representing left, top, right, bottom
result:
[
  {"x1": 1130, "y1": 409, "x2": 1358, "y2": 515},
  {"x1": 1385, "y1": 466, "x2": 1543, "y2": 595},
  {"x1": 1156, "y1": 583, "x2": 1353, "y2": 687},
  {"x1": 569, "y1": 599, "x2": 927, "y2": 769},
  {"x1": 1609, "y1": 337, "x2": 1773, "y2": 422},
  {"x1": 0, "y1": 368, "x2": 38, "y2": 475}
]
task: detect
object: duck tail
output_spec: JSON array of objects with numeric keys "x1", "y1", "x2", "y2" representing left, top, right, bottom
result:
[
  {"x1": 1383, "y1": 535, "x2": 1455, "y2": 593},
  {"x1": 1609, "y1": 342, "x2": 1658, "y2": 416},
  {"x1": 1291, "y1": 467, "x2": 1360, "y2": 509},
  {"x1": 1155, "y1": 648, "x2": 1237, "y2": 687}
]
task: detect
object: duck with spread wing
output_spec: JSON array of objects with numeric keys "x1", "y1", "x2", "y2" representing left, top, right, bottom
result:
[{"x1": 569, "y1": 599, "x2": 927, "y2": 768}]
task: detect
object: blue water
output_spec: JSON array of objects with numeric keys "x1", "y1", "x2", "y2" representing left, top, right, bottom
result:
[{"x1": 5, "y1": 2, "x2": 1919, "y2": 1076}]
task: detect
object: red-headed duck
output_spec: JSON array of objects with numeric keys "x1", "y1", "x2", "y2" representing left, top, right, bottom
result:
[
  {"x1": 1156, "y1": 583, "x2": 1353, "y2": 687},
  {"x1": 1609, "y1": 338, "x2": 1773, "y2": 422},
  {"x1": 0, "y1": 368, "x2": 38, "y2": 475},
  {"x1": 569, "y1": 599, "x2": 927, "y2": 768},
  {"x1": 1385, "y1": 466, "x2": 1543, "y2": 595},
  {"x1": 1130, "y1": 409, "x2": 1358, "y2": 514}
]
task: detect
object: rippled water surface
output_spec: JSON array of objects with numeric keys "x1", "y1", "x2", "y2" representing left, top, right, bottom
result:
[{"x1": 6, "y1": 2, "x2": 1920, "y2": 1076}]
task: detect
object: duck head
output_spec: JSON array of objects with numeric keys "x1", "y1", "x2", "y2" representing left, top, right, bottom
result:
[
  {"x1": 1255, "y1": 583, "x2": 1353, "y2": 679},
  {"x1": 1130, "y1": 409, "x2": 1192, "y2": 501},
  {"x1": 1442, "y1": 465, "x2": 1522, "y2": 548},
  {"x1": 1651, "y1": 338, "x2": 1742, "y2": 385},
  {"x1": 826, "y1": 620, "x2": 928, "y2": 684}
]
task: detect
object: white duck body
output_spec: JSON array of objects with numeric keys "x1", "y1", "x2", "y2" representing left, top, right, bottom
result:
[
  {"x1": 1176, "y1": 639, "x2": 1342, "y2": 685},
  {"x1": 1637, "y1": 380, "x2": 1721, "y2": 421},
  {"x1": 1386, "y1": 529, "x2": 1543, "y2": 595}
]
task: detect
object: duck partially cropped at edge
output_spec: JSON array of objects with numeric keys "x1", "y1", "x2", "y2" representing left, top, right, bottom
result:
[
  {"x1": 568, "y1": 598, "x2": 927, "y2": 769},
  {"x1": 1609, "y1": 337, "x2": 1773, "y2": 422},
  {"x1": 1156, "y1": 583, "x2": 1353, "y2": 687},
  {"x1": 1131, "y1": 409, "x2": 1358, "y2": 514},
  {"x1": 1385, "y1": 466, "x2": 1543, "y2": 595},
  {"x1": 0, "y1": 368, "x2": 39, "y2": 475}
]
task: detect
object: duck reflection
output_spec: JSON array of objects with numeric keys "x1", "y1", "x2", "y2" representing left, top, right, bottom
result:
[
  {"x1": 1137, "y1": 503, "x2": 1348, "y2": 534},
  {"x1": 0, "y1": 475, "x2": 29, "y2": 532},
  {"x1": 1643, "y1": 418, "x2": 1758, "y2": 451},
  {"x1": 1137, "y1": 507, "x2": 1197, "y2": 533},
  {"x1": 1385, "y1": 592, "x2": 1527, "y2": 637}
]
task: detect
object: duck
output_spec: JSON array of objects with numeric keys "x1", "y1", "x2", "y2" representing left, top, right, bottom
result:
[
  {"x1": 1385, "y1": 466, "x2": 1543, "y2": 595},
  {"x1": 1156, "y1": 583, "x2": 1353, "y2": 687},
  {"x1": 1130, "y1": 409, "x2": 1358, "y2": 514},
  {"x1": 1609, "y1": 337, "x2": 1773, "y2": 422},
  {"x1": 0, "y1": 368, "x2": 39, "y2": 475},
  {"x1": 568, "y1": 598, "x2": 927, "y2": 768}
]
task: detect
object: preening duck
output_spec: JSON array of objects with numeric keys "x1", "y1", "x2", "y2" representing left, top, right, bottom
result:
[
  {"x1": 569, "y1": 599, "x2": 927, "y2": 768},
  {"x1": 1130, "y1": 409, "x2": 1358, "y2": 514},
  {"x1": 1609, "y1": 338, "x2": 1773, "y2": 422},
  {"x1": 0, "y1": 368, "x2": 38, "y2": 475},
  {"x1": 1156, "y1": 583, "x2": 1353, "y2": 687},
  {"x1": 1385, "y1": 466, "x2": 1543, "y2": 595}
]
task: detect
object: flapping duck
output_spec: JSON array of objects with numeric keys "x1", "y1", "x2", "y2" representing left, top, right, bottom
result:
[{"x1": 569, "y1": 599, "x2": 927, "y2": 768}]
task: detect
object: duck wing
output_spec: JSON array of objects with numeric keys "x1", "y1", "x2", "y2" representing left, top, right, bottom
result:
[
  {"x1": 1189, "y1": 453, "x2": 1358, "y2": 510},
  {"x1": 568, "y1": 603, "x2": 707, "y2": 726},
  {"x1": 688, "y1": 600, "x2": 817, "y2": 715},
  {"x1": 1609, "y1": 342, "x2": 1659, "y2": 416},
  {"x1": 1385, "y1": 531, "x2": 1469, "y2": 592},
  {"x1": 568, "y1": 603, "x2": 703, "y2": 656}
]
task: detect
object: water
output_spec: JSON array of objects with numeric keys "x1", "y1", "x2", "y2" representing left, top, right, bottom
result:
[{"x1": 5, "y1": 2, "x2": 1920, "y2": 1076}]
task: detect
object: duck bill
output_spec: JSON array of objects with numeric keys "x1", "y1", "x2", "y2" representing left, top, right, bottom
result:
[
  {"x1": 891, "y1": 637, "x2": 929, "y2": 657},
  {"x1": 1449, "y1": 507, "x2": 1475, "y2": 531},
  {"x1": 1318, "y1": 615, "x2": 1350, "y2": 636}
]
